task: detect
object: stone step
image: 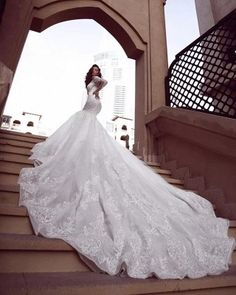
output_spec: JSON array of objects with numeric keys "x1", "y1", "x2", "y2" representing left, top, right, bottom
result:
[
  {"x1": 0, "y1": 172, "x2": 184, "y2": 189},
  {"x1": 0, "y1": 206, "x2": 33, "y2": 235},
  {"x1": 0, "y1": 173, "x2": 19, "y2": 186},
  {"x1": 0, "y1": 140, "x2": 182, "y2": 188},
  {"x1": 0, "y1": 184, "x2": 19, "y2": 193},
  {"x1": 0, "y1": 266, "x2": 236, "y2": 295},
  {"x1": 144, "y1": 160, "x2": 186, "y2": 188},
  {"x1": 144, "y1": 160, "x2": 184, "y2": 186},
  {"x1": 0, "y1": 129, "x2": 46, "y2": 140},
  {"x1": 0, "y1": 151, "x2": 32, "y2": 163},
  {"x1": 0, "y1": 202, "x2": 236, "y2": 246},
  {"x1": 0, "y1": 185, "x2": 20, "y2": 206},
  {"x1": 0, "y1": 138, "x2": 35, "y2": 149},
  {"x1": 0, "y1": 160, "x2": 33, "y2": 176},
  {"x1": 0, "y1": 232, "x2": 72, "y2": 251},
  {"x1": 0, "y1": 231, "x2": 235, "y2": 274},
  {"x1": 0, "y1": 144, "x2": 31, "y2": 156},
  {"x1": 144, "y1": 162, "x2": 185, "y2": 188},
  {"x1": 151, "y1": 167, "x2": 172, "y2": 176},
  {"x1": 162, "y1": 176, "x2": 184, "y2": 185},
  {"x1": 145, "y1": 161, "x2": 161, "y2": 167},
  {"x1": 0, "y1": 161, "x2": 184, "y2": 189},
  {"x1": 230, "y1": 220, "x2": 236, "y2": 239},
  {"x1": 0, "y1": 185, "x2": 198, "y2": 207},
  {"x1": 0, "y1": 213, "x2": 33, "y2": 235},
  {"x1": 0, "y1": 205, "x2": 27, "y2": 216},
  {"x1": 0, "y1": 233, "x2": 90, "y2": 273},
  {"x1": 0, "y1": 191, "x2": 19, "y2": 205},
  {"x1": 0, "y1": 131, "x2": 45, "y2": 144}
]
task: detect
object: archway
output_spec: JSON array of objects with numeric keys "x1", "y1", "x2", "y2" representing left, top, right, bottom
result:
[
  {"x1": 31, "y1": 1, "x2": 144, "y2": 59},
  {"x1": 30, "y1": 0, "x2": 146, "y2": 154},
  {"x1": 4, "y1": 19, "x2": 136, "y2": 138},
  {"x1": 0, "y1": 0, "x2": 168, "y2": 158}
]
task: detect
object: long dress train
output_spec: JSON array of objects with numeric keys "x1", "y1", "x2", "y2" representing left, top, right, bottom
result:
[{"x1": 18, "y1": 76, "x2": 235, "y2": 279}]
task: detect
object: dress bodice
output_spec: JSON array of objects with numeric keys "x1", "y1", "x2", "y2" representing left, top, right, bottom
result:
[{"x1": 83, "y1": 76, "x2": 108, "y2": 115}]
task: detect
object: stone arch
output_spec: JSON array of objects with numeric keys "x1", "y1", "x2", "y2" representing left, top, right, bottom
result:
[
  {"x1": 30, "y1": 0, "x2": 147, "y2": 154},
  {"x1": 0, "y1": 0, "x2": 168, "y2": 157},
  {"x1": 31, "y1": 1, "x2": 145, "y2": 59}
]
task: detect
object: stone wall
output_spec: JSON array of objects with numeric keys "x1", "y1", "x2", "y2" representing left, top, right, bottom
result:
[
  {"x1": 195, "y1": 0, "x2": 236, "y2": 34},
  {"x1": 146, "y1": 106, "x2": 236, "y2": 219}
]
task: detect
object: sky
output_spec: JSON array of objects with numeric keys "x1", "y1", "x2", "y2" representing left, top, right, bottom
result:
[
  {"x1": 165, "y1": 0, "x2": 200, "y2": 63},
  {"x1": 3, "y1": 0, "x2": 200, "y2": 135}
]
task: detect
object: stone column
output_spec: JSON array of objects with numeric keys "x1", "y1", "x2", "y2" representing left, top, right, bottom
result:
[
  {"x1": 0, "y1": 0, "x2": 34, "y2": 114},
  {"x1": 134, "y1": 0, "x2": 168, "y2": 158},
  {"x1": 148, "y1": 0, "x2": 168, "y2": 112},
  {"x1": 141, "y1": 0, "x2": 168, "y2": 159},
  {"x1": 0, "y1": 62, "x2": 13, "y2": 117}
]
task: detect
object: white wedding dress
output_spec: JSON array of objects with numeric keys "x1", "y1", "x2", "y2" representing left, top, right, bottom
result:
[{"x1": 18, "y1": 76, "x2": 235, "y2": 279}]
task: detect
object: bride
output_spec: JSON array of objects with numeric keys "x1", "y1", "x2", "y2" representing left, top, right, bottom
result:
[{"x1": 18, "y1": 64, "x2": 235, "y2": 279}]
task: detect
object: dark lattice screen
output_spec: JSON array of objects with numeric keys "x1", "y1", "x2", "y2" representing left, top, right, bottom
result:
[{"x1": 166, "y1": 9, "x2": 236, "y2": 118}]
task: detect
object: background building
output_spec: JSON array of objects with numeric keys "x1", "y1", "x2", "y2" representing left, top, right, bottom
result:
[
  {"x1": 94, "y1": 51, "x2": 135, "y2": 146},
  {"x1": 94, "y1": 51, "x2": 135, "y2": 123},
  {"x1": 0, "y1": 111, "x2": 48, "y2": 135},
  {"x1": 106, "y1": 116, "x2": 134, "y2": 150}
]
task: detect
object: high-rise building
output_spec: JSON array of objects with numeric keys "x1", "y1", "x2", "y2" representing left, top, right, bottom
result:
[
  {"x1": 94, "y1": 51, "x2": 135, "y2": 121},
  {"x1": 94, "y1": 50, "x2": 135, "y2": 149},
  {"x1": 113, "y1": 85, "x2": 126, "y2": 116}
]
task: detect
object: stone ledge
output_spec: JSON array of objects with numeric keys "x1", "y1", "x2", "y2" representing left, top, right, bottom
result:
[
  {"x1": 0, "y1": 184, "x2": 19, "y2": 193},
  {"x1": 0, "y1": 133, "x2": 44, "y2": 144},
  {"x1": 0, "y1": 156, "x2": 33, "y2": 166},
  {"x1": 0, "y1": 145, "x2": 31, "y2": 156},
  {"x1": 145, "y1": 106, "x2": 236, "y2": 141},
  {"x1": 0, "y1": 267, "x2": 236, "y2": 295},
  {"x1": 0, "y1": 205, "x2": 27, "y2": 216},
  {"x1": 0, "y1": 233, "x2": 73, "y2": 251},
  {"x1": 0, "y1": 138, "x2": 35, "y2": 149},
  {"x1": 0, "y1": 129, "x2": 46, "y2": 140}
]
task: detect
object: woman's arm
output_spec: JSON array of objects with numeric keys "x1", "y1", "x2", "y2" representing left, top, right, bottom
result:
[{"x1": 93, "y1": 76, "x2": 108, "y2": 95}]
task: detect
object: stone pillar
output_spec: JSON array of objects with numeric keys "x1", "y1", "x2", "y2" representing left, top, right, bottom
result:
[
  {"x1": 0, "y1": 62, "x2": 13, "y2": 117},
  {"x1": 140, "y1": 0, "x2": 168, "y2": 159},
  {"x1": 148, "y1": 0, "x2": 168, "y2": 112},
  {"x1": 132, "y1": 0, "x2": 168, "y2": 158},
  {"x1": 134, "y1": 51, "x2": 147, "y2": 156},
  {"x1": 0, "y1": 0, "x2": 34, "y2": 114},
  {"x1": 0, "y1": 0, "x2": 34, "y2": 71}
]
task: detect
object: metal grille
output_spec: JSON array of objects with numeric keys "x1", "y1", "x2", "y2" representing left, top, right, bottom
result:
[{"x1": 166, "y1": 9, "x2": 236, "y2": 118}]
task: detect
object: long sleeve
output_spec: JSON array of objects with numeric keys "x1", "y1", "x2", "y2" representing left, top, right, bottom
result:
[{"x1": 92, "y1": 76, "x2": 108, "y2": 91}]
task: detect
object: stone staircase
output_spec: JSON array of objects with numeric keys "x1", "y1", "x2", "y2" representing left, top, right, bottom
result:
[
  {"x1": 155, "y1": 152, "x2": 236, "y2": 219},
  {"x1": 0, "y1": 129, "x2": 236, "y2": 294}
]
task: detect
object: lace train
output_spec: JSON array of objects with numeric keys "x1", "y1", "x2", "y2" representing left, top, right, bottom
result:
[
  {"x1": 18, "y1": 76, "x2": 235, "y2": 279},
  {"x1": 18, "y1": 110, "x2": 235, "y2": 279}
]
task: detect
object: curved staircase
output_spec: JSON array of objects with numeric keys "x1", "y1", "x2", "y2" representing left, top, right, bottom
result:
[{"x1": 0, "y1": 129, "x2": 235, "y2": 294}]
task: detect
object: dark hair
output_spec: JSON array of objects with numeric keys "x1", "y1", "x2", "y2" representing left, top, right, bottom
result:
[{"x1": 85, "y1": 64, "x2": 102, "y2": 87}]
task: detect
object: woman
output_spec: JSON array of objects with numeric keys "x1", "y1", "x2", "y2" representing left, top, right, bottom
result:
[{"x1": 18, "y1": 64, "x2": 235, "y2": 279}]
